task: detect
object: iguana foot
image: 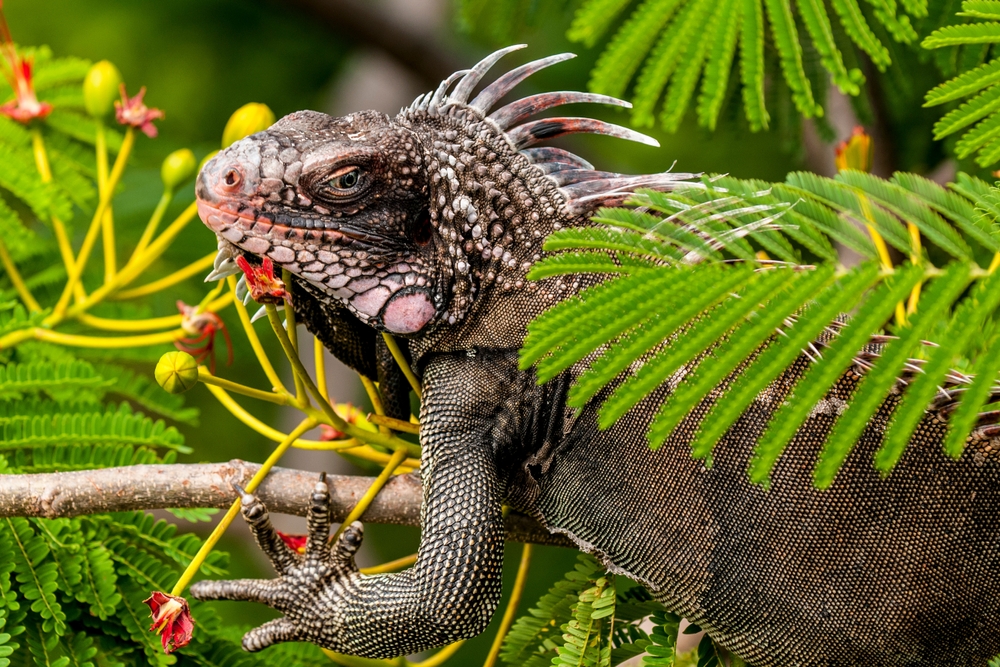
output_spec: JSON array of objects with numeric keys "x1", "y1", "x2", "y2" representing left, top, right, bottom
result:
[{"x1": 190, "y1": 474, "x2": 364, "y2": 651}]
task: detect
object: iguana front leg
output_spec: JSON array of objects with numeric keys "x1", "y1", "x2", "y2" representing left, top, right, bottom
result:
[{"x1": 190, "y1": 354, "x2": 506, "y2": 657}]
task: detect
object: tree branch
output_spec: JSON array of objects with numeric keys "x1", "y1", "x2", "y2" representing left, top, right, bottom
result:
[{"x1": 0, "y1": 460, "x2": 573, "y2": 547}]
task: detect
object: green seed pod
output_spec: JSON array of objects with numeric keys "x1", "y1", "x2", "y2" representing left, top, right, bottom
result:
[
  {"x1": 221, "y1": 103, "x2": 275, "y2": 148},
  {"x1": 155, "y1": 351, "x2": 199, "y2": 394},
  {"x1": 161, "y1": 149, "x2": 197, "y2": 191},
  {"x1": 83, "y1": 60, "x2": 123, "y2": 118}
]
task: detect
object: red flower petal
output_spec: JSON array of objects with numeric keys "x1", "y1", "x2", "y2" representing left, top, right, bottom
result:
[
  {"x1": 144, "y1": 591, "x2": 195, "y2": 654},
  {"x1": 235, "y1": 255, "x2": 288, "y2": 304}
]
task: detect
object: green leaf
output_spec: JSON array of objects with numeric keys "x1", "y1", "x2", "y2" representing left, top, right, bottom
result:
[
  {"x1": 3, "y1": 518, "x2": 66, "y2": 636},
  {"x1": 739, "y1": 0, "x2": 770, "y2": 130},
  {"x1": 923, "y1": 21, "x2": 1000, "y2": 48},
  {"x1": 588, "y1": 0, "x2": 685, "y2": 99},
  {"x1": 925, "y1": 56, "x2": 1000, "y2": 105},
  {"x1": 814, "y1": 263, "x2": 973, "y2": 487},
  {"x1": 748, "y1": 264, "x2": 923, "y2": 483},
  {"x1": 697, "y1": 0, "x2": 743, "y2": 129},
  {"x1": 567, "y1": 0, "x2": 636, "y2": 47},
  {"x1": 593, "y1": 266, "x2": 787, "y2": 425},
  {"x1": 764, "y1": 0, "x2": 819, "y2": 117},
  {"x1": 877, "y1": 268, "x2": 1000, "y2": 472}
]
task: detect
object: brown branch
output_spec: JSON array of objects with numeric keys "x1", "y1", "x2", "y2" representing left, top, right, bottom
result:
[{"x1": 0, "y1": 459, "x2": 573, "y2": 547}]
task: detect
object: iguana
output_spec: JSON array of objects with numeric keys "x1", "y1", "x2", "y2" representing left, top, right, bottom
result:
[{"x1": 190, "y1": 46, "x2": 1000, "y2": 666}]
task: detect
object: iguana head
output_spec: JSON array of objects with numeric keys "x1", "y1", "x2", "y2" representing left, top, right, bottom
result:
[{"x1": 197, "y1": 45, "x2": 697, "y2": 336}]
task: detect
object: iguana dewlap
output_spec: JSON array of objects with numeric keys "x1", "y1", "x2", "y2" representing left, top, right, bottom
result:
[{"x1": 190, "y1": 46, "x2": 1000, "y2": 666}]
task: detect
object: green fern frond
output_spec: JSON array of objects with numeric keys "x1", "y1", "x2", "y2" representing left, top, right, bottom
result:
[
  {"x1": 877, "y1": 268, "x2": 1000, "y2": 471},
  {"x1": 75, "y1": 546, "x2": 121, "y2": 621},
  {"x1": 748, "y1": 264, "x2": 922, "y2": 482},
  {"x1": 0, "y1": 361, "x2": 111, "y2": 401},
  {"x1": 567, "y1": 0, "x2": 636, "y2": 47},
  {"x1": 0, "y1": 403, "x2": 190, "y2": 454},
  {"x1": 97, "y1": 512, "x2": 227, "y2": 576},
  {"x1": 589, "y1": 0, "x2": 685, "y2": 100},
  {"x1": 641, "y1": 610, "x2": 682, "y2": 666},
  {"x1": 923, "y1": 20, "x2": 1000, "y2": 47},
  {"x1": 566, "y1": 0, "x2": 920, "y2": 132},
  {"x1": 814, "y1": 263, "x2": 973, "y2": 487},
  {"x1": 60, "y1": 631, "x2": 97, "y2": 667},
  {"x1": 22, "y1": 623, "x2": 69, "y2": 667},
  {"x1": 524, "y1": 169, "x2": 1000, "y2": 485},
  {"x1": 500, "y1": 555, "x2": 606, "y2": 666},
  {"x1": 2, "y1": 518, "x2": 66, "y2": 636}
]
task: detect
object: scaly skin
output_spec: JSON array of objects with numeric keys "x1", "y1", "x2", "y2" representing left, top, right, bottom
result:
[{"x1": 190, "y1": 47, "x2": 1000, "y2": 665}]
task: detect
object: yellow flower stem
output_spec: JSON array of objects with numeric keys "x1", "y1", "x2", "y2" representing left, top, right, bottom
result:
[
  {"x1": 359, "y1": 553, "x2": 417, "y2": 575},
  {"x1": 112, "y1": 252, "x2": 218, "y2": 300},
  {"x1": 171, "y1": 418, "x2": 316, "y2": 595},
  {"x1": 116, "y1": 201, "x2": 199, "y2": 285},
  {"x1": 32, "y1": 327, "x2": 183, "y2": 348},
  {"x1": 360, "y1": 375, "x2": 391, "y2": 435},
  {"x1": 75, "y1": 293, "x2": 232, "y2": 332},
  {"x1": 282, "y1": 269, "x2": 308, "y2": 406},
  {"x1": 333, "y1": 446, "x2": 409, "y2": 540},
  {"x1": 130, "y1": 190, "x2": 174, "y2": 260},
  {"x1": 858, "y1": 196, "x2": 904, "y2": 326},
  {"x1": 52, "y1": 127, "x2": 136, "y2": 318},
  {"x1": 367, "y1": 414, "x2": 419, "y2": 435},
  {"x1": 0, "y1": 241, "x2": 41, "y2": 312},
  {"x1": 482, "y1": 543, "x2": 533, "y2": 667},
  {"x1": 30, "y1": 127, "x2": 81, "y2": 300},
  {"x1": 198, "y1": 367, "x2": 288, "y2": 404},
  {"x1": 95, "y1": 120, "x2": 117, "y2": 283},
  {"x1": 202, "y1": 383, "x2": 419, "y2": 466},
  {"x1": 266, "y1": 305, "x2": 419, "y2": 454},
  {"x1": 382, "y1": 332, "x2": 421, "y2": 400},
  {"x1": 989, "y1": 252, "x2": 1000, "y2": 274},
  {"x1": 409, "y1": 641, "x2": 466, "y2": 667},
  {"x1": 226, "y1": 274, "x2": 288, "y2": 394},
  {"x1": 906, "y1": 222, "x2": 922, "y2": 315},
  {"x1": 315, "y1": 337, "x2": 329, "y2": 400}
]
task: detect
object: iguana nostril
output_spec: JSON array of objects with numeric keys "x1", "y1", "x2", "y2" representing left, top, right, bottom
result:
[{"x1": 223, "y1": 168, "x2": 241, "y2": 188}]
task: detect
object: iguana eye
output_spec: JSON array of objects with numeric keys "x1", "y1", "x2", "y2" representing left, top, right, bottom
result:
[{"x1": 327, "y1": 166, "x2": 361, "y2": 191}]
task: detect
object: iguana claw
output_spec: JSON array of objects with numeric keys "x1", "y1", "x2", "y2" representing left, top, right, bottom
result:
[{"x1": 190, "y1": 473, "x2": 364, "y2": 651}]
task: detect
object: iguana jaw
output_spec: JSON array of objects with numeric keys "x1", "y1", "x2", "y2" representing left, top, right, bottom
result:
[{"x1": 195, "y1": 111, "x2": 442, "y2": 335}]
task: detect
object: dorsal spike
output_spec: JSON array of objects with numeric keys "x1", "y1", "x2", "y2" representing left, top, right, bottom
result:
[
  {"x1": 521, "y1": 147, "x2": 594, "y2": 170},
  {"x1": 561, "y1": 172, "x2": 703, "y2": 214},
  {"x1": 429, "y1": 69, "x2": 470, "y2": 110},
  {"x1": 450, "y1": 45, "x2": 527, "y2": 105},
  {"x1": 548, "y1": 169, "x2": 619, "y2": 187},
  {"x1": 507, "y1": 117, "x2": 659, "y2": 149},
  {"x1": 488, "y1": 92, "x2": 631, "y2": 130},
  {"x1": 470, "y1": 53, "x2": 576, "y2": 113}
]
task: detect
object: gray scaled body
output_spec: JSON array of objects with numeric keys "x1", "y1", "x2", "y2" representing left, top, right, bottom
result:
[{"x1": 190, "y1": 46, "x2": 1000, "y2": 666}]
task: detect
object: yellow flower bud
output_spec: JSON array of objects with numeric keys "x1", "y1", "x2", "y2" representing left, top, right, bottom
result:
[
  {"x1": 221, "y1": 103, "x2": 275, "y2": 148},
  {"x1": 161, "y1": 149, "x2": 197, "y2": 191},
  {"x1": 83, "y1": 61, "x2": 123, "y2": 118},
  {"x1": 155, "y1": 351, "x2": 199, "y2": 394}
]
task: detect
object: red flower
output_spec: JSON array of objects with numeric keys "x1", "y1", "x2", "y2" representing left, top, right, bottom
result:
[
  {"x1": 115, "y1": 84, "x2": 164, "y2": 137},
  {"x1": 319, "y1": 403, "x2": 362, "y2": 441},
  {"x1": 0, "y1": 6, "x2": 51, "y2": 123},
  {"x1": 276, "y1": 531, "x2": 308, "y2": 554},
  {"x1": 834, "y1": 126, "x2": 873, "y2": 173},
  {"x1": 174, "y1": 301, "x2": 233, "y2": 375},
  {"x1": 144, "y1": 591, "x2": 195, "y2": 654},
  {"x1": 236, "y1": 255, "x2": 288, "y2": 304}
]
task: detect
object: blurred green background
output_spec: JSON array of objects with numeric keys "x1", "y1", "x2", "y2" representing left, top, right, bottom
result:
[{"x1": 5, "y1": 0, "x2": 808, "y2": 663}]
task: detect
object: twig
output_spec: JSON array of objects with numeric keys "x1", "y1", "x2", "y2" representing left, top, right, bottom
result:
[{"x1": 0, "y1": 461, "x2": 572, "y2": 547}]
